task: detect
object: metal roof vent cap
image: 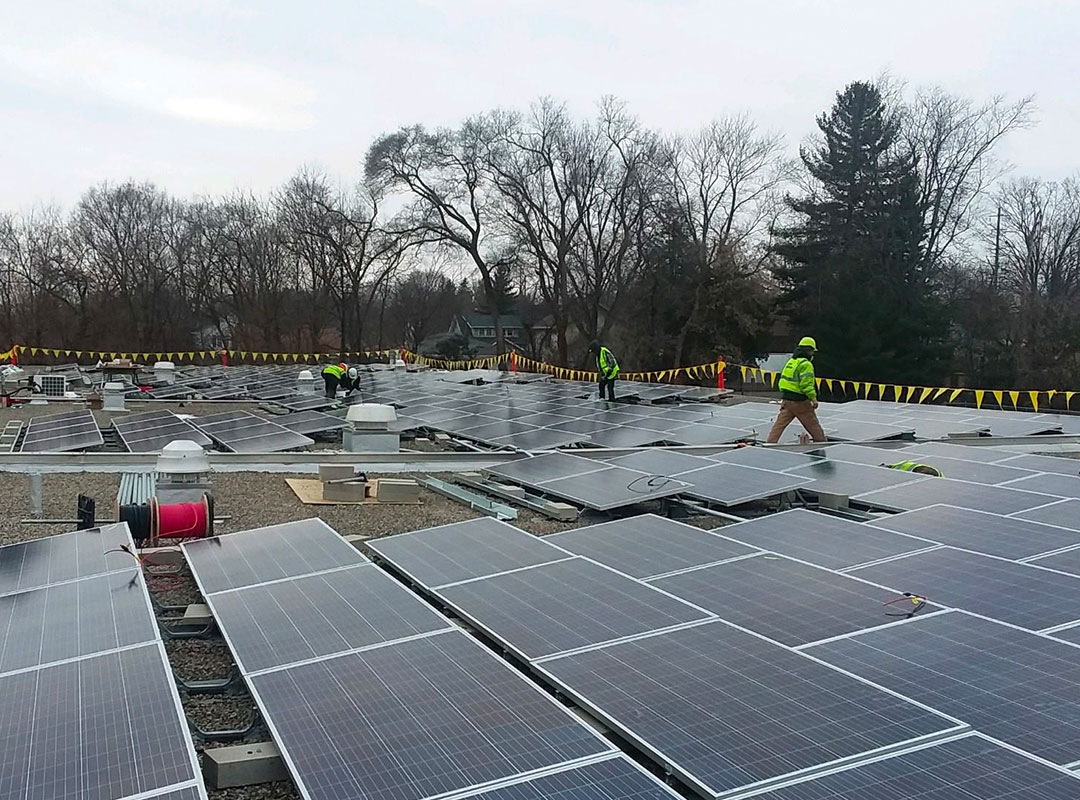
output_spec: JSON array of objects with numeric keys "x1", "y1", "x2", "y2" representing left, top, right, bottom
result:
[
  {"x1": 153, "y1": 361, "x2": 176, "y2": 384},
  {"x1": 155, "y1": 440, "x2": 211, "y2": 474},
  {"x1": 346, "y1": 403, "x2": 397, "y2": 430}
]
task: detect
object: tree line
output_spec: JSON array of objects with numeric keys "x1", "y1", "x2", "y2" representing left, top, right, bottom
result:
[{"x1": 3, "y1": 78, "x2": 1077, "y2": 388}]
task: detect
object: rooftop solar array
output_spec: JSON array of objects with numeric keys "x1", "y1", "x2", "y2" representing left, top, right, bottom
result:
[
  {"x1": 0, "y1": 524, "x2": 206, "y2": 800},
  {"x1": 184, "y1": 519, "x2": 639, "y2": 800},
  {"x1": 191, "y1": 410, "x2": 315, "y2": 453},
  {"x1": 20, "y1": 408, "x2": 103, "y2": 452},
  {"x1": 112, "y1": 409, "x2": 213, "y2": 452}
]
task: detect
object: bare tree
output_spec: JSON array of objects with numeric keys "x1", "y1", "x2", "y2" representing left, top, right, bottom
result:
[
  {"x1": 903, "y1": 88, "x2": 1034, "y2": 269},
  {"x1": 366, "y1": 120, "x2": 510, "y2": 354}
]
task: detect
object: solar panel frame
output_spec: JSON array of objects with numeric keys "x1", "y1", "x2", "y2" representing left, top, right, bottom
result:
[
  {"x1": 182, "y1": 519, "x2": 368, "y2": 595},
  {"x1": 854, "y1": 477, "x2": 1061, "y2": 515},
  {"x1": 434, "y1": 557, "x2": 713, "y2": 660},
  {"x1": 869, "y1": 504, "x2": 1080, "y2": 560},
  {"x1": 744, "y1": 733, "x2": 1080, "y2": 800},
  {"x1": 545, "y1": 514, "x2": 759, "y2": 579},
  {"x1": 713, "y1": 509, "x2": 935, "y2": 570},
  {"x1": 536, "y1": 620, "x2": 962, "y2": 799},
  {"x1": 246, "y1": 630, "x2": 614, "y2": 800},
  {"x1": 807, "y1": 611, "x2": 1080, "y2": 765},
  {"x1": 451, "y1": 755, "x2": 683, "y2": 799},
  {"x1": 366, "y1": 517, "x2": 569, "y2": 588},
  {"x1": 849, "y1": 545, "x2": 1080, "y2": 630}
]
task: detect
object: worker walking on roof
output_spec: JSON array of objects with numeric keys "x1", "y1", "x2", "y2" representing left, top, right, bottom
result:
[
  {"x1": 589, "y1": 341, "x2": 619, "y2": 401},
  {"x1": 884, "y1": 460, "x2": 943, "y2": 477},
  {"x1": 321, "y1": 363, "x2": 358, "y2": 398},
  {"x1": 766, "y1": 337, "x2": 827, "y2": 444}
]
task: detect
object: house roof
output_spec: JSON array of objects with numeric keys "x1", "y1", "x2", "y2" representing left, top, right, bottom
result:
[{"x1": 459, "y1": 313, "x2": 525, "y2": 330}]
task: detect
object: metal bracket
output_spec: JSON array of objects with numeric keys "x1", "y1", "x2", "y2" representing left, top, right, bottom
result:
[
  {"x1": 158, "y1": 619, "x2": 216, "y2": 639},
  {"x1": 187, "y1": 706, "x2": 266, "y2": 743},
  {"x1": 175, "y1": 669, "x2": 243, "y2": 695}
]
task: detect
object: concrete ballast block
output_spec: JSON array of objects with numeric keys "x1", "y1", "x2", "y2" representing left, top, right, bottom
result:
[
  {"x1": 322, "y1": 480, "x2": 368, "y2": 502},
  {"x1": 319, "y1": 464, "x2": 356, "y2": 482},
  {"x1": 183, "y1": 604, "x2": 213, "y2": 625},
  {"x1": 375, "y1": 478, "x2": 420, "y2": 503},
  {"x1": 544, "y1": 501, "x2": 578, "y2": 521},
  {"x1": 203, "y1": 741, "x2": 288, "y2": 789}
]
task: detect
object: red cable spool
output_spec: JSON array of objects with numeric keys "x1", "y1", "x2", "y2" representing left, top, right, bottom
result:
[{"x1": 150, "y1": 493, "x2": 214, "y2": 544}]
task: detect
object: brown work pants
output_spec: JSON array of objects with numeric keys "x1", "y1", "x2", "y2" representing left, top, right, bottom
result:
[{"x1": 766, "y1": 400, "x2": 826, "y2": 443}]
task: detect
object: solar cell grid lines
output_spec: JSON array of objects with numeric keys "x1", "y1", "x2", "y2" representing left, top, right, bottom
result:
[
  {"x1": 183, "y1": 519, "x2": 367, "y2": 595},
  {"x1": 856, "y1": 477, "x2": 1061, "y2": 515},
  {"x1": 869, "y1": 504, "x2": 1080, "y2": 560},
  {"x1": 807, "y1": 611, "x2": 1080, "y2": 765},
  {"x1": 0, "y1": 523, "x2": 133, "y2": 595},
  {"x1": 192, "y1": 411, "x2": 314, "y2": 453},
  {"x1": 652, "y1": 554, "x2": 914, "y2": 647},
  {"x1": 746, "y1": 734, "x2": 1080, "y2": 800},
  {"x1": 1012, "y1": 499, "x2": 1080, "y2": 531},
  {"x1": 203, "y1": 564, "x2": 453, "y2": 673},
  {"x1": 20, "y1": 408, "x2": 103, "y2": 452},
  {"x1": 366, "y1": 517, "x2": 566, "y2": 588},
  {"x1": 786, "y1": 460, "x2": 928, "y2": 497},
  {"x1": 538, "y1": 620, "x2": 958, "y2": 797},
  {"x1": 436, "y1": 557, "x2": 712, "y2": 659},
  {"x1": 714, "y1": 509, "x2": 932, "y2": 570},
  {"x1": 453, "y1": 756, "x2": 682, "y2": 799},
  {"x1": 1005, "y1": 472, "x2": 1080, "y2": 498},
  {"x1": 546, "y1": 514, "x2": 758, "y2": 579},
  {"x1": 850, "y1": 546, "x2": 1080, "y2": 630},
  {"x1": 0, "y1": 569, "x2": 156, "y2": 675},
  {"x1": 113, "y1": 410, "x2": 213, "y2": 451},
  {"x1": 676, "y1": 462, "x2": 812, "y2": 506},
  {"x1": 249, "y1": 631, "x2": 610, "y2": 800}
]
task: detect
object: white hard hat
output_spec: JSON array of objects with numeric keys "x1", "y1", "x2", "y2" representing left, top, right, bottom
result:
[{"x1": 348, "y1": 367, "x2": 358, "y2": 379}]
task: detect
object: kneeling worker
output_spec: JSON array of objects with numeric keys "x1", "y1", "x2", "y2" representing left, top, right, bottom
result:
[
  {"x1": 884, "y1": 460, "x2": 943, "y2": 477},
  {"x1": 589, "y1": 341, "x2": 619, "y2": 401},
  {"x1": 766, "y1": 336, "x2": 826, "y2": 444},
  {"x1": 321, "y1": 363, "x2": 358, "y2": 398}
]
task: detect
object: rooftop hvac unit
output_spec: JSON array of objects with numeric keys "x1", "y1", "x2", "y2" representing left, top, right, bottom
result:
[{"x1": 33, "y1": 374, "x2": 67, "y2": 396}]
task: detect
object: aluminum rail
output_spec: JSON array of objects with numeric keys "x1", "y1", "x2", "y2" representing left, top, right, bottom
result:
[{"x1": 0, "y1": 435, "x2": 1076, "y2": 474}]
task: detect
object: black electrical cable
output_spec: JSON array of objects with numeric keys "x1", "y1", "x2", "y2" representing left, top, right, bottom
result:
[{"x1": 626, "y1": 474, "x2": 678, "y2": 493}]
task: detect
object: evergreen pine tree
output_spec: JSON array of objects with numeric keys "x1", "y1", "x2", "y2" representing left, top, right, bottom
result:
[{"x1": 773, "y1": 82, "x2": 949, "y2": 384}]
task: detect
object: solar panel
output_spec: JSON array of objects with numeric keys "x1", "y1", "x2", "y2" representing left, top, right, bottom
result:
[
  {"x1": 436, "y1": 558, "x2": 711, "y2": 659},
  {"x1": 902, "y1": 441, "x2": 1022, "y2": 463},
  {"x1": 676, "y1": 462, "x2": 812, "y2": 506},
  {"x1": 280, "y1": 396, "x2": 337, "y2": 412},
  {"x1": 900, "y1": 455, "x2": 1039, "y2": 484},
  {"x1": 488, "y1": 428, "x2": 590, "y2": 450},
  {"x1": 546, "y1": 514, "x2": 757, "y2": 578},
  {"x1": 1001, "y1": 453, "x2": 1080, "y2": 475},
  {"x1": 20, "y1": 408, "x2": 103, "y2": 452},
  {"x1": 0, "y1": 569, "x2": 157, "y2": 675},
  {"x1": 663, "y1": 423, "x2": 753, "y2": 445},
  {"x1": 547, "y1": 418, "x2": 619, "y2": 436},
  {"x1": 808, "y1": 443, "x2": 914, "y2": 466},
  {"x1": 580, "y1": 426, "x2": 667, "y2": 447},
  {"x1": 1004, "y1": 472, "x2": 1080, "y2": 498},
  {"x1": 968, "y1": 417, "x2": 1063, "y2": 437},
  {"x1": 276, "y1": 410, "x2": 348, "y2": 435},
  {"x1": 849, "y1": 546, "x2": 1080, "y2": 629},
  {"x1": 0, "y1": 524, "x2": 134, "y2": 596},
  {"x1": 538, "y1": 620, "x2": 958, "y2": 798},
  {"x1": 1027, "y1": 544, "x2": 1080, "y2": 577},
  {"x1": 202, "y1": 564, "x2": 454, "y2": 673},
  {"x1": 537, "y1": 466, "x2": 690, "y2": 510},
  {"x1": 1011, "y1": 499, "x2": 1080, "y2": 530},
  {"x1": 453, "y1": 756, "x2": 682, "y2": 799},
  {"x1": 113, "y1": 410, "x2": 213, "y2": 451},
  {"x1": 367, "y1": 518, "x2": 567, "y2": 588},
  {"x1": 787, "y1": 460, "x2": 928, "y2": 496},
  {"x1": 183, "y1": 519, "x2": 367, "y2": 595},
  {"x1": 605, "y1": 449, "x2": 715, "y2": 476},
  {"x1": 808, "y1": 611, "x2": 1080, "y2": 764},
  {"x1": 653, "y1": 554, "x2": 915, "y2": 647},
  {"x1": 869, "y1": 504, "x2": 1080, "y2": 560},
  {"x1": 745, "y1": 733, "x2": 1080, "y2": 800},
  {"x1": 854, "y1": 478, "x2": 1058, "y2": 515},
  {"x1": 714, "y1": 509, "x2": 933, "y2": 570},
  {"x1": 907, "y1": 419, "x2": 992, "y2": 439},
  {"x1": 192, "y1": 411, "x2": 314, "y2": 452},
  {"x1": 822, "y1": 419, "x2": 914, "y2": 441},
  {"x1": 707, "y1": 446, "x2": 823, "y2": 471},
  {"x1": 248, "y1": 631, "x2": 611, "y2": 800}
]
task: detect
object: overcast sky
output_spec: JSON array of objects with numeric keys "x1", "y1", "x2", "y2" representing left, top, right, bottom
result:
[{"x1": 3, "y1": 0, "x2": 1077, "y2": 211}]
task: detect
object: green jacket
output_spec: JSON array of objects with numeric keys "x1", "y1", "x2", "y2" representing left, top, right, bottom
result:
[
  {"x1": 322, "y1": 364, "x2": 345, "y2": 379},
  {"x1": 778, "y1": 356, "x2": 816, "y2": 401},
  {"x1": 596, "y1": 346, "x2": 619, "y2": 379},
  {"x1": 887, "y1": 461, "x2": 944, "y2": 477}
]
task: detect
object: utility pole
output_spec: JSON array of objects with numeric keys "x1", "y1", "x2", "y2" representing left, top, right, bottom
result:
[{"x1": 991, "y1": 205, "x2": 1001, "y2": 290}]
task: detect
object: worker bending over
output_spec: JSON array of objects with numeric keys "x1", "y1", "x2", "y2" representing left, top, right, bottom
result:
[
  {"x1": 589, "y1": 341, "x2": 619, "y2": 401},
  {"x1": 766, "y1": 337, "x2": 826, "y2": 443},
  {"x1": 884, "y1": 460, "x2": 943, "y2": 477},
  {"x1": 321, "y1": 363, "x2": 358, "y2": 398}
]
